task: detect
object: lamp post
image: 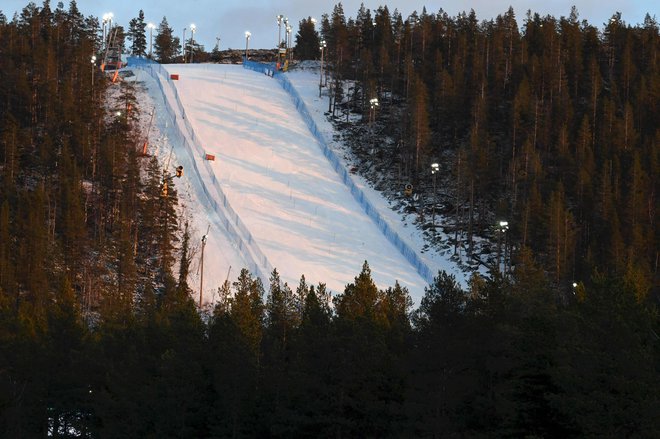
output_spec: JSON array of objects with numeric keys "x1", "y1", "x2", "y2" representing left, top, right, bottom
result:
[
  {"x1": 102, "y1": 12, "x2": 113, "y2": 57},
  {"x1": 410, "y1": 17, "x2": 419, "y2": 51},
  {"x1": 283, "y1": 17, "x2": 289, "y2": 58},
  {"x1": 369, "y1": 97, "x2": 379, "y2": 153},
  {"x1": 497, "y1": 220, "x2": 509, "y2": 274},
  {"x1": 310, "y1": 17, "x2": 317, "y2": 63},
  {"x1": 319, "y1": 39, "x2": 326, "y2": 96},
  {"x1": 286, "y1": 24, "x2": 292, "y2": 62},
  {"x1": 244, "y1": 31, "x2": 251, "y2": 61},
  {"x1": 91, "y1": 55, "x2": 96, "y2": 83},
  {"x1": 199, "y1": 229, "x2": 209, "y2": 309},
  {"x1": 369, "y1": 97, "x2": 379, "y2": 126},
  {"x1": 431, "y1": 163, "x2": 439, "y2": 228},
  {"x1": 276, "y1": 14, "x2": 284, "y2": 48},
  {"x1": 182, "y1": 27, "x2": 187, "y2": 62},
  {"x1": 147, "y1": 22, "x2": 156, "y2": 58},
  {"x1": 103, "y1": 13, "x2": 113, "y2": 42},
  {"x1": 102, "y1": 14, "x2": 109, "y2": 46},
  {"x1": 189, "y1": 24, "x2": 196, "y2": 63}
]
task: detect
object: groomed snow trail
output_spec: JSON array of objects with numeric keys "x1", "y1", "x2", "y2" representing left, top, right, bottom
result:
[{"x1": 158, "y1": 64, "x2": 429, "y2": 302}]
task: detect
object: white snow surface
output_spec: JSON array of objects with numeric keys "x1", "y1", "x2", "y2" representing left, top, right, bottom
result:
[{"x1": 129, "y1": 63, "x2": 468, "y2": 308}]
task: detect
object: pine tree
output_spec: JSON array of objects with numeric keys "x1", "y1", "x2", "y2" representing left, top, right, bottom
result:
[
  {"x1": 408, "y1": 271, "x2": 471, "y2": 436},
  {"x1": 551, "y1": 274, "x2": 660, "y2": 436},
  {"x1": 154, "y1": 16, "x2": 178, "y2": 63},
  {"x1": 231, "y1": 268, "x2": 264, "y2": 355},
  {"x1": 0, "y1": 200, "x2": 15, "y2": 308},
  {"x1": 334, "y1": 261, "x2": 379, "y2": 320},
  {"x1": 208, "y1": 269, "x2": 264, "y2": 437},
  {"x1": 127, "y1": 10, "x2": 147, "y2": 56},
  {"x1": 177, "y1": 221, "x2": 192, "y2": 295},
  {"x1": 408, "y1": 71, "x2": 431, "y2": 178},
  {"x1": 294, "y1": 17, "x2": 320, "y2": 60},
  {"x1": 545, "y1": 183, "x2": 576, "y2": 289}
]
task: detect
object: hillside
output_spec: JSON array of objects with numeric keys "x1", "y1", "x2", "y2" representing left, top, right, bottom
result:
[{"x1": 0, "y1": 3, "x2": 658, "y2": 437}]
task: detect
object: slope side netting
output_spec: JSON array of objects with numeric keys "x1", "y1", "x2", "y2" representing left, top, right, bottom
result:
[
  {"x1": 243, "y1": 61, "x2": 434, "y2": 285},
  {"x1": 128, "y1": 57, "x2": 273, "y2": 284}
]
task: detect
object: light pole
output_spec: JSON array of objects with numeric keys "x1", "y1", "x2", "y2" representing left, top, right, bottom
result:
[
  {"x1": 182, "y1": 27, "x2": 187, "y2": 62},
  {"x1": 283, "y1": 17, "x2": 289, "y2": 58},
  {"x1": 369, "y1": 97, "x2": 379, "y2": 152},
  {"x1": 410, "y1": 17, "x2": 419, "y2": 52},
  {"x1": 102, "y1": 14, "x2": 109, "y2": 46},
  {"x1": 497, "y1": 220, "x2": 509, "y2": 274},
  {"x1": 286, "y1": 24, "x2": 292, "y2": 62},
  {"x1": 431, "y1": 163, "x2": 439, "y2": 228},
  {"x1": 276, "y1": 14, "x2": 283, "y2": 48},
  {"x1": 244, "y1": 31, "x2": 251, "y2": 61},
  {"x1": 102, "y1": 12, "x2": 113, "y2": 46},
  {"x1": 147, "y1": 22, "x2": 156, "y2": 58},
  {"x1": 189, "y1": 24, "x2": 196, "y2": 63},
  {"x1": 319, "y1": 39, "x2": 326, "y2": 96},
  {"x1": 199, "y1": 228, "x2": 209, "y2": 309},
  {"x1": 369, "y1": 97, "x2": 379, "y2": 126},
  {"x1": 91, "y1": 55, "x2": 96, "y2": 90}
]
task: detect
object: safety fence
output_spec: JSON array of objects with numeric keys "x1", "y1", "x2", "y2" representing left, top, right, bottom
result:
[
  {"x1": 127, "y1": 57, "x2": 273, "y2": 284},
  {"x1": 243, "y1": 59, "x2": 278, "y2": 77},
  {"x1": 259, "y1": 65, "x2": 435, "y2": 285}
]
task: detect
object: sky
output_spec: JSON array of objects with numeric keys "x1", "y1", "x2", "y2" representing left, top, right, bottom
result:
[{"x1": 2, "y1": 1, "x2": 657, "y2": 50}]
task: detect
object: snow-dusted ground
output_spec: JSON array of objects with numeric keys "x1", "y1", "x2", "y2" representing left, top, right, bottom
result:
[
  {"x1": 127, "y1": 62, "x2": 469, "y2": 307},
  {"x1": 124, "y1": 69, "x2": 250, "y2": 307},
  {"x1": 284, "y1": 65, "x2": 472, "y2": 281}
]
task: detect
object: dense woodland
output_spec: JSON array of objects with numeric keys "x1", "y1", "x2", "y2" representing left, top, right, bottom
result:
[
  {"x1": 300, "y1": 4, "x2": 659, "y2": 300},
  {"x1": 0, "y1": 1, "x2": 659, "y2": 438}
]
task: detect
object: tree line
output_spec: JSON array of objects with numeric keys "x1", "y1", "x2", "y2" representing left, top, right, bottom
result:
[
  {"x1": 1, "y1": 259, "x2": 658, "y2": 437},
  {"x1": 0, "y1": 2, "x2": 658, "y2": 437}
]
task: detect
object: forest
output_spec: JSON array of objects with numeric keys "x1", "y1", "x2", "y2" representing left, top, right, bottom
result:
[
  {"x1": 301, "y1": 4, "x2": 659, "y2": 301},
  {"x1": 0, "y1": 1, "x2": 658, "y2": 437}
]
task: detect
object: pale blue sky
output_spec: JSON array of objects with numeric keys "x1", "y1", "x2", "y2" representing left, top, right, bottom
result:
[{"x1": 2, "y1": 1, "x2": 657, "y2": 50}]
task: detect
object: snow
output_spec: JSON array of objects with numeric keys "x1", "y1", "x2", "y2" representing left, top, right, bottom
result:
[
  {"x1": 127, "y1": 62, "x2": 470, "y2": 308},
  {"x1": 284, "y1": 64, "x2": 471, "y2": 284}
]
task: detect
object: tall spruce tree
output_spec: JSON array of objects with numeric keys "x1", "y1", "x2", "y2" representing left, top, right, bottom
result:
[
  {"x1": 128, "y1": 9, "x2": 147, "y2": 56},
  {"x1": 154, "y1": 16, "x2": 178, "y2": 63},
  {"x1": 294, "y1": 17, "x2": 320, "y2": 60}
]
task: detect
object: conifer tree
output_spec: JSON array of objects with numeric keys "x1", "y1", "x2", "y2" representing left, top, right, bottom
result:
[
  {"x1": 294, "y1": 17, "x2": 320, "y2": 60},
  {"x1": 154, "y1": 16, "x2": 178, "y2": 63},
  {"x1": 231, "y1": 268, "x2": 264, "y2": 355},
  {"x1": 127, "y1": 9, "x2": 147, "y2": 56},
  {"x1": 177, "y1": 221, "x2": 192, "y2": 295},
  {"x1": 334, "y1": 261, "x2": 379, "y2": 320},
  {"x1": 408, "y1": 71, "x2": 431, "y2": 178}
]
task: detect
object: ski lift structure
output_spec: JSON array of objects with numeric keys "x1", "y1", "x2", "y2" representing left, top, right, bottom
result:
[{"x1": 102, "y1": 27, "x2": 124, "y2": 82}]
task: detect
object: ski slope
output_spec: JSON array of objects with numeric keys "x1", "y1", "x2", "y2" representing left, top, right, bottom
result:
[{"x1": 131, "y1": 61, "x2": 467, "y2": 306}]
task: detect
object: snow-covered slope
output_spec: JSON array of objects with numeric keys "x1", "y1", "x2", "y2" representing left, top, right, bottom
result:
[{"x1": 130, "y1": 62, "x2": 468, "y2": 307}]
